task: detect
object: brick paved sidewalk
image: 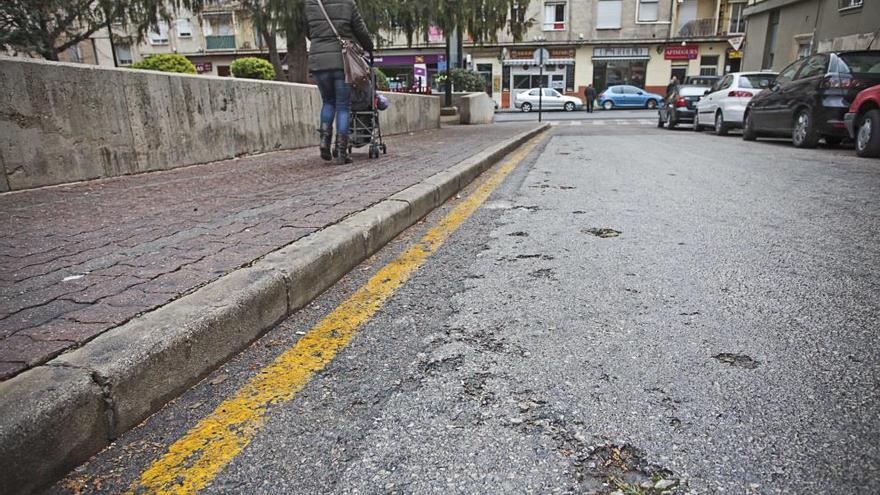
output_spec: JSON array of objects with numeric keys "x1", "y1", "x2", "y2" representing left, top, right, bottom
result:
[{"x1": 0, "y1": 123, "x2": 537, "y2": 380}]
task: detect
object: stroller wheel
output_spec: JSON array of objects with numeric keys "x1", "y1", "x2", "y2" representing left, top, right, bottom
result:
[
  {"x1": 369, "y1": 145, "x2": 379, "y2": 159},
  {"x1": 380, "y1": 144, "x2": 387, "y2": 155}
]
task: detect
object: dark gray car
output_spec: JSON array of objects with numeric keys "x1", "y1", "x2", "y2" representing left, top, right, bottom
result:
[{"x1": 658, "y1": 85, "x2": 706, "y2": 129}]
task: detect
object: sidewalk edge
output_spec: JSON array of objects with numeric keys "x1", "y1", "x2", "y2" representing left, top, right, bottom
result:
[{"x1": 0, "y1": 123, "x2": 549, "y2": 494}]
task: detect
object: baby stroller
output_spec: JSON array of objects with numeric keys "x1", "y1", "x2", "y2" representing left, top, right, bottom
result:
[{"x1": 346, "y1": 58, "x2": 387, "y2": 159}]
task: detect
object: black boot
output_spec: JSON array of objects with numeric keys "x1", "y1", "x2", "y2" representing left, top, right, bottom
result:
[
  {"x1": 319, "y1": 123, "x2": 333, "y2": 161},
  {"x1": 335, "y1": 135, "x2": 352, "y2": 165}
]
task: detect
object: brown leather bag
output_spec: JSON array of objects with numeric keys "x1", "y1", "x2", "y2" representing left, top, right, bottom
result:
[{"x1": 316, "y1": 0, "x2": 371, "y2": 89}]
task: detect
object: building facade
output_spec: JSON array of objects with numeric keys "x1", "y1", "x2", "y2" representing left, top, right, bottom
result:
[{"x1": 740, "y1": 0, "x2": 879, "y2": 72}]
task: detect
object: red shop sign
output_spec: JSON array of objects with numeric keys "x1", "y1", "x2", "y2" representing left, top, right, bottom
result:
[{"x1": 664, "y1": 45, "x2": 699, "y2": 60}]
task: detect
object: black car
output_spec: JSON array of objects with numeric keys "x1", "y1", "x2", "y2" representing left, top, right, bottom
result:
[
  {"x1": 743, "y1": 50, "x2": 880, "y2": 148},
  {"x1": 658, "y1": 85, "x2": 705, "y2": 129}
]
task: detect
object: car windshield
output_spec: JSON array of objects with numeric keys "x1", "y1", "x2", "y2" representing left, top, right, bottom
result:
[
  {"x1": 837, "y1": 53, "x2": 880, "y2": 75},
  {"x1": 678, "y1": 86, "x2": 706, "y2": 97},
  {"x1": 740, "y1": 74, "x2": 776, "y2": 89}
]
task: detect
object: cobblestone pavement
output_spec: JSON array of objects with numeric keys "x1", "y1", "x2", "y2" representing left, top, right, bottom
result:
[{"x1": 0, "y1": 124, "x2": 537, "y2": 380}]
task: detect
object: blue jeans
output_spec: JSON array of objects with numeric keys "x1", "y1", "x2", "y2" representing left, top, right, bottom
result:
[{"x1": 313, "y1": 69, "x2": 351, "y2": 136}]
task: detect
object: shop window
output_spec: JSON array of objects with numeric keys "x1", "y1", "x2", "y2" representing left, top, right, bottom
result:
[
  {"x1": 543, "y1": 2, "x2": 566, "y2": 31},
  {"x1": 597, "y1": 0, "x2": 623, "y2": 29},
  {"x1": 700, "y1": 55, "x2": 719, "y2": 76},
  {"x1": 148, "y1": 21, "x2": 169, "y2": 44},
  {"x1": 727, "y1": 3, "x2": 745, "y2": 34},
  {"x1": 502, "y1": 66, "x2": 511, "y2": 91},
  {"x1": 116, "y1": 44, "x2": 133, "y2": 65},
  {"x1": 565, "y1": 64, "x2": 575, "y2": 92},
  {"x1": 638, "y1": 0, "x2": 659, "y2": 22},
  {"x1": 175, "y1": 19, "x2": 193, "y2": 38}
]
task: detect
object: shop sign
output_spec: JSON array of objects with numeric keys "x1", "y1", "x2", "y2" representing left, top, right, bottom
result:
[
  {"x1": 374, "y1": 54, "x2": 445, "y2": 66},
  {"x1": 664, "y1": 45, "x2": 699, "y2": 60},
  {"x1": 727, "y1": 50, "x2": 743, "y2": 59},
  {"x1": 593, "y1": 46, "x2": 650, "y2": 59},
  {"x1": 509, "y1": 48, "x2": 535, "y2": 60},
  {"x1": 549, "y1": 48, "x2": 575, "y2": 59},
  {"x1": 196, "y1": 62, "x2": 213, "y2": 73}
]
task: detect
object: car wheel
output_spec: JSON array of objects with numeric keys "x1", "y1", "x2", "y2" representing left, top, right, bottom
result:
[
  {"x1": 646, "y1": 99, "x2": 658, "y2": 110},
  {"x1": 603, "y1": 101, "x2": 614, "y2": 110},
  {"x1": 521, "y1": 103, "x2": 532, "y2": 113},
  {"x1": 792, "y1": 109, "x2": 819, "y2": 148},
  {"x1": 564, "y1": 102, "x2": 575, "y2": 112},
  {"x1": 693, "y1": 112, "x2": 703, "y2": 132},
  {"x1": 856, "y1": 109, "x2": 880, "y2": 158},
  {"x1": 742, "y1": 111, "x2": 758, "y2": 141},
  {"x1": 714, "y1": 111, "x2": 729, "y2": 136}
]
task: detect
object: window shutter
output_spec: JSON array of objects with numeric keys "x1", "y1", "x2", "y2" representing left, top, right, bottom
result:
[{"x1": 597, "y1": 0, "x2": 623, "y2": 29}]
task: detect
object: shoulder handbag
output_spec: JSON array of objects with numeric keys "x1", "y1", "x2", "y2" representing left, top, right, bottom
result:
[{"x1": 316, "y1": 0, "x2": 371, "y2": 89}]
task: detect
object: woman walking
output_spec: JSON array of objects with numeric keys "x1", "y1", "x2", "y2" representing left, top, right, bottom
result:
[{"x1": 305, "y1": 0, "x2": 374, "y2": 164}]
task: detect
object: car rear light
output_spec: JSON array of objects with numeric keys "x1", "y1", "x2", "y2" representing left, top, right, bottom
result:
[
  {"x1": 598, "y1": 92, "x2": 605, "y2": 98},
  {"x1": 674, "y1": 97, "x2": 687, "y2": 108},
  {"x1": 820, "y1": 75, "x2": 855, "y2": 89},
  {"x1": 727, "y1": 91, "x2": 752, "y2": 97}
]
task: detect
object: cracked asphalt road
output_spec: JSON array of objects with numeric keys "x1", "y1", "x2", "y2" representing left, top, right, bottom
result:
[{"x1": 55, "y1": 124, "x2": 880, "y2": 494}]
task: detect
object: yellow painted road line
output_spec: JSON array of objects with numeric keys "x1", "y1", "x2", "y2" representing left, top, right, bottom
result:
[{"x1": 126, "y1": 131, "x2": 547, "y2": 495}]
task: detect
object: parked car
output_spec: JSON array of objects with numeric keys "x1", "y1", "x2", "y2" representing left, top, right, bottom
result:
[
  {"x1": 845, "y1": 84, "x2": 880, "y2": 157},
  {"x1": 598, "y1": 85, "x2": 664, "y2": 110},
  {"x1": 513, "y1": 88, "x2": 583, "y2": 112},
  {"x1": 684, "y1": 75, "x2": 721, "y2": 87},
  {"x1": 694, "y1": 72, "x2": 778, "y2": 135},
  {"x1": 743, "y1": 50, "x2": 880, "y2": 147},
  {"x1": 657, "y1": 85, "x2": 706, "y2": 128}
]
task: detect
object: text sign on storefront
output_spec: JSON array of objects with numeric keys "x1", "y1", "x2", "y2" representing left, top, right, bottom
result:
[
  {"x1": 196, "y1": 62, "x2": 213, "y2": 73},
  {"x1": 592, "y1": 47, "x2": 650, "y2": 59},
  {"x1": 509, "y1": 48, "x2": 535, "y2": 60},
  {"x1": 664, "y1": 45, "x2": 699, "y2": 60}
]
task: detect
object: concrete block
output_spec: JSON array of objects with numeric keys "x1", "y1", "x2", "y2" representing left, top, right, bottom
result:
[
  {"x1": 52, "y1": 267, "x2": 288, "y2": 435},
  {"x1": 0, "y1": 366, "x2": 109, "y2": 495},
  {"x1": 389, "y1": 182, "x2": 443, "y2": 219},
  {"x1": 341, "y1": 199, "x2": 417, "y2": 255}
]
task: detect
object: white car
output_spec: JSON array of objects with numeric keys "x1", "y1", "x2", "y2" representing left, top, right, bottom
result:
[
  {"x1": 514, "y1": 88, "x2": 583, "y2": 112},
  {"x1": 694, "y1": 72, "x2": 778, "y2": 135}
]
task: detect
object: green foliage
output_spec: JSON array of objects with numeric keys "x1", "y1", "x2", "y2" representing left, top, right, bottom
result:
[
  {"x1": 130, "y1": 53, "x2": 197, "y2": 74},
  {"x1": 230, "y1": 57, "x2": 276, "y2": 80},
  {"x1": 449, "y1": 68, "x2": 487, "y2": 92},
  {"x1": 374, "y1": 68, "x2": 390, "y2": 91}
]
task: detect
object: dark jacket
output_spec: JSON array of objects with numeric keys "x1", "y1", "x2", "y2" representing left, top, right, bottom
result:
[
  {"x1": 585, "y1": 86, "x2": 597, "y2": 99},
  {"x1": 305, "y1": 0, "x2": 374, "y2": 73}
]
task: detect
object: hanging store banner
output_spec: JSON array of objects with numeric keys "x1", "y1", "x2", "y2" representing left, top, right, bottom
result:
[{"x1": 664, "y1": 45, "x2": 699, "y2": 60}]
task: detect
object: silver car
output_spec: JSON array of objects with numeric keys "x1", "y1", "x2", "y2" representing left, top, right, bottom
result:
[
  {"x1": 514, "y1": 88, "x2": 583, "y2": 112},
  {"x1": 694, "y1": 71, "x2": 777, "y2": 135}
]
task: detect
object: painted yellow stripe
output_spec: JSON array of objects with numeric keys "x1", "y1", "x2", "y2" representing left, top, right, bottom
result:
[{"x1": 127, "y1": 131, "x2": 546, "y2": 495}]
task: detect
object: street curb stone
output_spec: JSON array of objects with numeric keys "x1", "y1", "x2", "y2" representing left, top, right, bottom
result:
[{"x1": 0, "y1": 123, "x2": 548, "y2": 494}]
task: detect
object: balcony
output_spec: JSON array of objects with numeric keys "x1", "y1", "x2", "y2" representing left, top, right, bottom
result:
[
  {"x1": 677, "y1": 18, "x2": 718, "y2": 38},
  {"x1": 205, "y1": 35, "x2": 236, "y2": 50}
]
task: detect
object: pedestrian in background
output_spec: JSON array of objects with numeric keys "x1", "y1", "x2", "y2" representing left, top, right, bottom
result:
[
  {"x1": 305, "y1": 0, "x2": 374, "y2": 164},
  {"x1": 584, "y1": 84, "x2": 596, "y2": 113},
  {"x1": 666, "y1": 76, "x2": 679, "y2": 98}
]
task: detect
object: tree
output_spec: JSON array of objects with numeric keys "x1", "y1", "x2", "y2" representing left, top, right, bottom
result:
[{"x1": 0, "y1": 0, "x2": 202, "y2": 61}]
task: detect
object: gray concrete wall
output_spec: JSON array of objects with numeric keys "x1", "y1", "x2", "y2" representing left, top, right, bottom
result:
[
  {"x1": 0, "y1": 57, "x2": 441, "y2": 192},
  {"x1": 451, "y1": 93, "x2": 496, "y2": 125}
]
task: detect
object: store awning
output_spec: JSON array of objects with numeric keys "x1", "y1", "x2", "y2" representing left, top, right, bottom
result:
[{"x1": 503, "y1": 58, "x2": 575, "y2": 66}]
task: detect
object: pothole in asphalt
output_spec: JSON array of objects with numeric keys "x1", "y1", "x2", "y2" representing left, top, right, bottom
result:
[
  {"x1": 584, "y1": 228, "x2": 622, "y2": 238},
  {"x1": 515, "y1": 254, "x2": 554, "y2": 260},
  {"x1": 529, "y1": 268, "x2": 555, "y2": 279},
  {"x1": 508, "y1": 231, "x2": 529, "y2": 237},
  {"x1": 513, "y1": 205, "x2": 541, "y2": 212},
  {"x1": 713, "y1": 353, "x2": 760, "y2": 369}
]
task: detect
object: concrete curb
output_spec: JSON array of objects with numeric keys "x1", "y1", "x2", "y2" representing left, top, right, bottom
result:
[{"x1": 0, "y1": 124, "x2": 549, "y2": 494}]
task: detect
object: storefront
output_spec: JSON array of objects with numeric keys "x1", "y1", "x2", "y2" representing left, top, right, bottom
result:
[
  {"x1": 501, "y1": 47, "x2": 576, "y2": 108},
  {"x1": 591, "y1": 46, "x2": 650, "y2": 91},
  {"x1": 373, "y1": 53, "x2": 446, "y2": 91}
]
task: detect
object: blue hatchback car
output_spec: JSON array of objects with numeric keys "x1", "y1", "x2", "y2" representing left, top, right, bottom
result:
[{"x1": 598, "y1": 85, "x2": 664, "y2": 110}]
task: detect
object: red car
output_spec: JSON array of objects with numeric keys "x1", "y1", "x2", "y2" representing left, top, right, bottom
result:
[{"x1": 844, "y1": 84, "x2": 880, "y2": 157}]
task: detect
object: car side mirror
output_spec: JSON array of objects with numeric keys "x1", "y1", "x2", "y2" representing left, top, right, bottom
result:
[
  {"x1": 638, "y1": 91, "x2": 644, "y2": 95},
  {"x1": 771, "y1": 83, "x2": 780, "y2": 91}
]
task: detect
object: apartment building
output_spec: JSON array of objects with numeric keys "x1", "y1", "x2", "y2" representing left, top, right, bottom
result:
[
  {"x1": 376, "y1": 0, "x2": 746, "y2": 108},
  {"x1": 740, "y1": 0, "x2": 879, "y2": 72}
]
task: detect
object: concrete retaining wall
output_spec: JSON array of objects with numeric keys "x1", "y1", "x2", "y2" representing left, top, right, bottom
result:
[
  {"x1": 0, "y1": 57, "x2": 441, "y2": 192},
  {"x1": 451, "y1": 92, "x2": 496, "y2": 125}
]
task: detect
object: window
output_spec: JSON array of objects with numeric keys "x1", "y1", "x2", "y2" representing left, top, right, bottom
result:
[
  {"x1": 611, "y1": 86, "x2": 623, "y2": 94},
  {"x1": 739, "y1": 74, "x2": 775, "y2": 89},
  {"x1": 175, "y1": 19, "x2": 193, "y2": 37},
  {"x1": 116, "y1": 44, "x2": 133, "y2": 65},
  {"x1": 597, "y1": 0, "x2": 623, "y2": 29},
  {"x1": 623, "y1": 86, "x2": 641, "y2": 94},
  {"x1": 148, "y1": 21, "x2": 169, "y2": 44},
  {"x1": 774, "y1": 60, "x2": 803, "y2": 86},
  {"x1": 797, "y1": 39, "x2": 812, "y2": 59},
  {"x1": 700, "y1": 55, "x2": 719, "y2": 76},
  {"x1": 796, "y1": 55, "x2": 828, "y2": 79},
  {"x1": 544, "y1": 88, "x2": 560, "y2": 97},
  {"x1": 838, "y1": 0, "x2": 863, "y2": 10},
  {"x1": 530, "y1": 89, "x2": 541, "y2": 96},
  {"x1": 727, "y1": 3, "x2": 745, "y2": 33},
  {"x1": 638, "y1": 0, "x2": 659, "y2": 22},
  {"x1": 543, "y1": 2, "x2": 566, "y2": 30}
]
